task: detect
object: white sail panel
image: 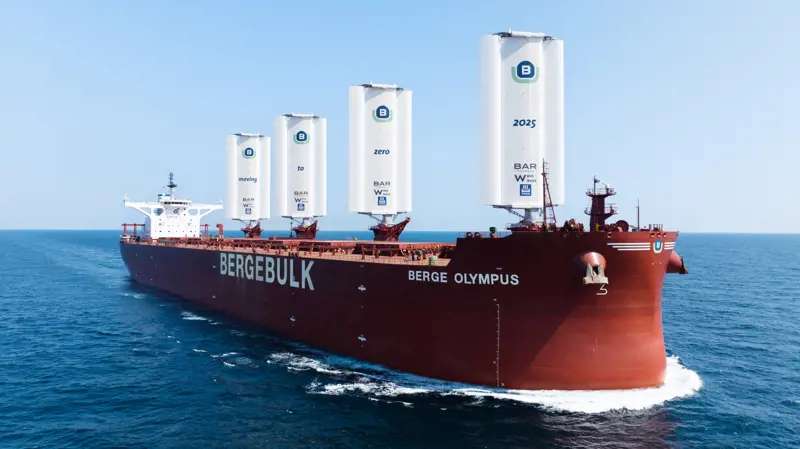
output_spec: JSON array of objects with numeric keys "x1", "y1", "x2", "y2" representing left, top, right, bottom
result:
[
  {"x1": 348, "y1": 86, "x2": 365, "y2": 213},
  {"x1": 348, "y1": 84, "x2": 412, "y2": 215},
  {"x1": 273, "y1": 120, "x2": 288, "y2": 218},
  {"x1": 314, "y1": 118, "x2": 327, "y2": 217},
  {"x1": 542, "y1": 38, "x2": 565, "y2": 205},
  {"x1": 501, "y1": 37, "x2": 545, "y2": 208},
  {"x1": 273, "y1": 115, "x2": 327, "y2": 218},
  {"x1": 224, "y1": 133, "x2": 270, "y2": 220},
  {"x1": 395, "y1": 90, "x2": 413, "y2": 213},
  {"x1": 480, "y1": 35, "x2": 503, "y2": 206},
  {"x1": 480, "y1": 31, "x2": 565, "y2": 209}
]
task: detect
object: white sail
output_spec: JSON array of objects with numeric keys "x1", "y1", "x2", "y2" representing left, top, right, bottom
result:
[
  {"x1": 225, "y1": 133, "x2": 271, "y2": 220},
  {"x1": 273, "y1": 114, "x2": 327, "y2": 218},
  {"x1": 480, "y1": 31, "x2": 565, "y2": 208},
  {"x1": 348, "y1": 84, "x2": 412, "y2": 215}
]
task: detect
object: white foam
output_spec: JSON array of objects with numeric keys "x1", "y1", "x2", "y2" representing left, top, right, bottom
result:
[
  {"x1": 233, "y1": 357, "x2": 255, "y2": 367},
  {"x1": 215, "y1": 354, "x2": 254, "y2": 368},
  {"x1": 270, "y1": 352, "x2": 702, "y2": 414},
  {"x1": 268, "y1": 352, "x2": 346, "y2": 376},
  {"x1": 180, "y1": 312, "x2": 208, "y2": 321},
  {"x1": 120, "y1": 293, "x2": 147, "y2": 299}
]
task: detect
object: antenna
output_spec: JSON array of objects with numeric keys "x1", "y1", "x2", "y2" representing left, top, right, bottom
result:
[
  {"x1": 167, "y1": 172, "x2": 177, "y2": 196},
  {"x1": 637, "y1": 198, "x2": 641, "y2": 231},
  {"x1": 541, "y1": 160, "x2": 557, "y2": 227}
]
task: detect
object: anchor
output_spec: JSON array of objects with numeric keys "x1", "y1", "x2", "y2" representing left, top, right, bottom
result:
[{"x1": 583, "y1": 263, "x2": 609, "y2": 285}]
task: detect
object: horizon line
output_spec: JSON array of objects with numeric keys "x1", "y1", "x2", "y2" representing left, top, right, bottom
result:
[{"x1": 1, "y1": 228, "x2": 800, "y2": 235}]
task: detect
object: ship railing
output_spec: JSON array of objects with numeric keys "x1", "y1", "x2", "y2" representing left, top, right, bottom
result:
[
  {"x1": 586, "y1": 187, "x2": 616, "y2": 196},
  {"x1": 257, "y1": 244, "x2": 452, "y2": 267},
  {"x1": 505, "y1": 223, "x2": 568, "y2": 232},
  {"x1": 458, "y1": 230, "x2": 511, "y2": 239},
  {"x1": 133, "y1": 238, "x2": 453, "y2": 267},
  {"x1": 121, "y1": 223, "x2": 147, "y2": 238},
  {"x1": 294, "y1": 252, "x2": 452, "y2": 266},
  {"x1": 504, "y1": 222, "x2": 550, "y2": 231},
  {"x1": 634, "y1": 223, "x2": 664, "y2": 232},
  {"x1": 584, "y1": 205, "x2": 618, "y2": 215}
]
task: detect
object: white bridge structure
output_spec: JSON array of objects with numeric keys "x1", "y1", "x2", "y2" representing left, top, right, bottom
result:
[{"x1": 123, "y1": 173, "x2": 222, "y2": 239}]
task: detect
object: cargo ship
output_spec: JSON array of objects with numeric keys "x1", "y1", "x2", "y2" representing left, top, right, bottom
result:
[{"x1": 119, "y1": 31, "x2": 689, "y2": 390}]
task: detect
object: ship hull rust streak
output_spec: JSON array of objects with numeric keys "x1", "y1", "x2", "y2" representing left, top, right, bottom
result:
[{"x1": 120, "y1": 231, "x2": 679, "y2": 391}]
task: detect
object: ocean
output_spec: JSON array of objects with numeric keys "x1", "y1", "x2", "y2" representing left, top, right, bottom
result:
[{"x1": 0, "y1": 230, "x2": 797, "y2": 448}]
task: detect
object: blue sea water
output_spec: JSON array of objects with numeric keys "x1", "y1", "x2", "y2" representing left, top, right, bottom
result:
[{"x1": 0, "y1": 230, "x2": 798, "y2": 448}]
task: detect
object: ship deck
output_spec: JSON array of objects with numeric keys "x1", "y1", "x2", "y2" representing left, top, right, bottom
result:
[{"x1": 121, "y1": 237, "x2": 454, "y2": 267}]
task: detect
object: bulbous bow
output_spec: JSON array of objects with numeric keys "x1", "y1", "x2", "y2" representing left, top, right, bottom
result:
[{"x1": 667, "y1": 251, "x2": 688, "y2": 274}]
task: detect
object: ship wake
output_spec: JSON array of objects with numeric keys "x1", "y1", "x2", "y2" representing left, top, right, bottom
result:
[{"x1": 268, "y1": 352, "x2": 703, "y2": 414}]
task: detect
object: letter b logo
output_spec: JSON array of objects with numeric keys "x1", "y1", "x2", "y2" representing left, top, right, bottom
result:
[
  {"x1": 294, "y1": 130, "x2": 309, "y2": 144},
  {"x1": 373, "y1": 105, "x2": 392, "y2": 122},
  {"x1": 513, "y1": 61, "x2": 538, "y2": 83}
]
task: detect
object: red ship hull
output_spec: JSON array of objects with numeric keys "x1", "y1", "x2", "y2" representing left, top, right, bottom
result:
[{"x1": 120, "y1": 231, "x2": 684, "y2": 390}]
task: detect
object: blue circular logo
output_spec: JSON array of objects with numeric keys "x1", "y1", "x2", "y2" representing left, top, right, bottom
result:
[
  {"x1": 242, "y1": 147, "x2": 255, "y2": 158},
  {"x1": 517, "y1": 61, "x2": 535, "y2": 78},
  {"x1": 512, "y1": 60, "x2": 539, "y2": 83},
  {"x1": 294, "y1": 130, "x2": 309, "y2": 144},
  {"x1": 653, "y1": 239, "x2": 663, "y2": 253},
  {"x1": 373, "y1": 105, "x2": 391, "y2": 122}
]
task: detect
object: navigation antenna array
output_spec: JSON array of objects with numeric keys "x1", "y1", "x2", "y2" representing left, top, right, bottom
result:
[
  {"x1": 541, "y1": 160, "x2": 557, "y2": 226},
  {"x1": 166, "y1": 172, "x2": 177, "y2": 196}
]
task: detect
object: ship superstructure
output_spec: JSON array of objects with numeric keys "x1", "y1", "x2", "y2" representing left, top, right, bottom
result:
[{"x1": 122, "y1": 173, "x2": 222, "y2": 240}]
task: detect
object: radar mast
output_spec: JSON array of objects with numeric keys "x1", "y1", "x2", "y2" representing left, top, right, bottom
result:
[{"x1": 166, "y1": 172, "x2": 177, "y2": 196}]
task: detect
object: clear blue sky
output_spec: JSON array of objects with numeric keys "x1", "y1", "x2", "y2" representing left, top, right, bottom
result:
[{"x1": 1, "y1": 0, "x2": 797, "y2": 232}]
